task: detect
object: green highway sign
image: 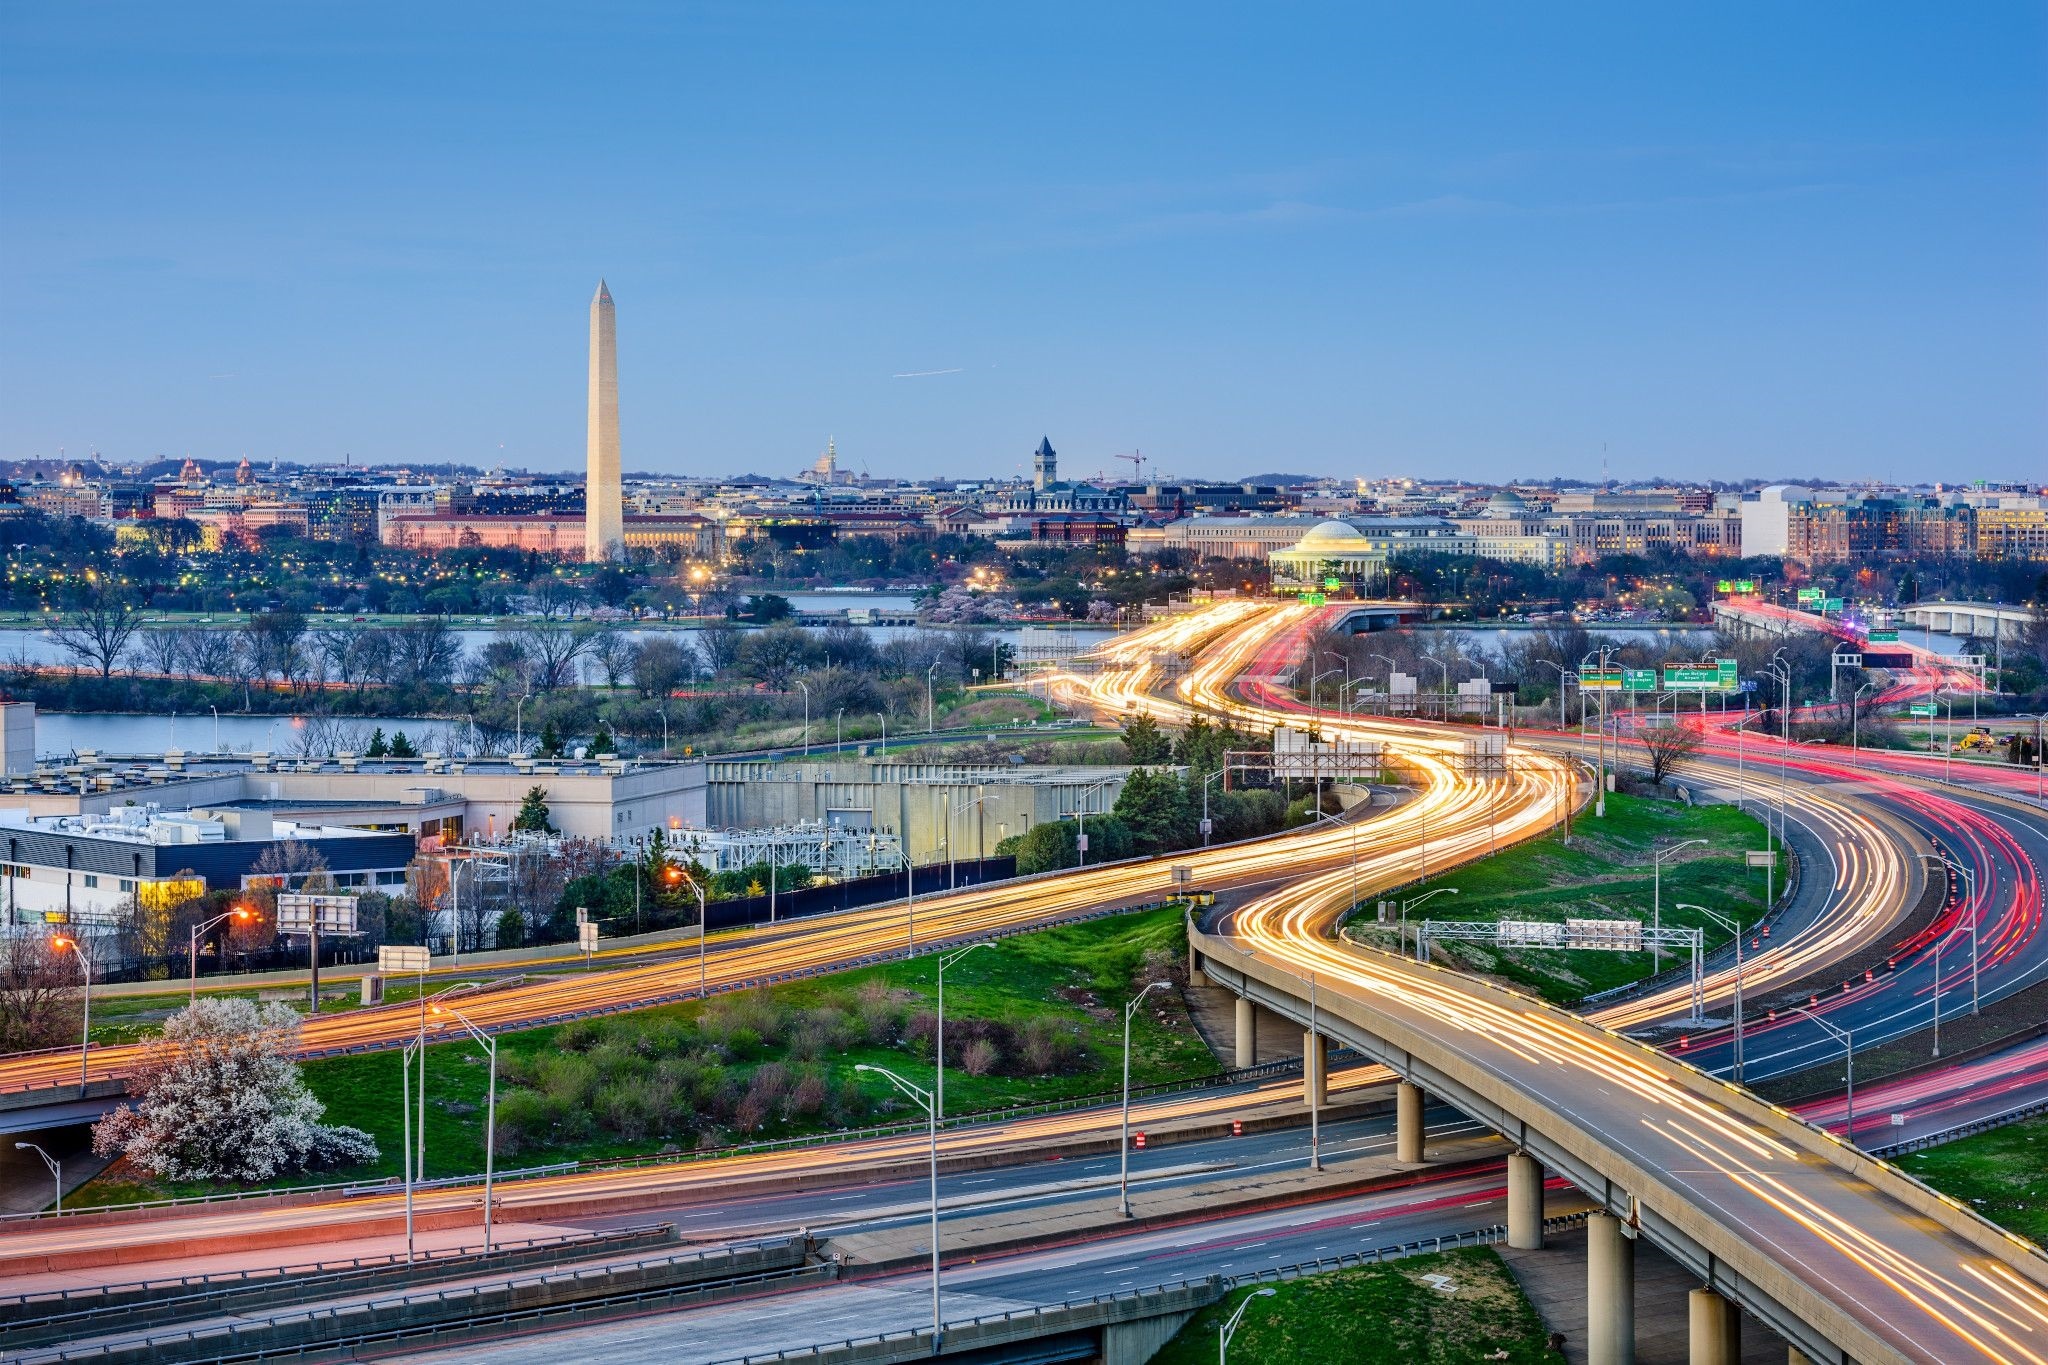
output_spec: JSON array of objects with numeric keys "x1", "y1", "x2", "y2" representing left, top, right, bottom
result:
[
  {"x1": 1909, "y1": 704, "x2": 1937, "y2": 718},
  {"x1": 1663, "y1": 658, "x2": 1740, "y2": 691},
  {"x1": 1823, "y1": 597, "x2": 1844, "y2": 612},
  {"x1": 1734, "y1": 579, "x2": 1756, "y2": 593},
  {"x1": 1716, "y1": 580, "x2": 1733, "y2": 593},
  {"x1": 1580, "y1": 669, "x2": 1625, "y2": 690},
  {"x1": 1869, "y1": 630, "x2": 1898, "y2": 642},
  {"x1": 1797, "y1": 588, "x2": 1822, "y2": 603},
  {"x1": 1323, "y1": 576, "x2": 1342, "y2": 591},
  {"x1": 1623, "y1": 669, "x2": 1657, "y2": 693},
  {"x1": 1302, "y1": 593, "x2": 1326, "y2": 606}
]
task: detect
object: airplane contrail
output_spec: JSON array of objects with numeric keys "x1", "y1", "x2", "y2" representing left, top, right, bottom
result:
[{"x1": 892, "y1": 367, "x2": 964, "y2": 379}]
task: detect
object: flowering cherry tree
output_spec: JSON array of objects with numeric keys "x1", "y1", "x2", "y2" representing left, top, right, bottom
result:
[{"x1": 92, "y1": 998, "x2": 377, "y2": 1182}]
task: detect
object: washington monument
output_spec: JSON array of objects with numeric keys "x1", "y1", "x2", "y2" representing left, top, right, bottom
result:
[{"x1": 584, "y1": 279, "x2": 623, "y2": 561}]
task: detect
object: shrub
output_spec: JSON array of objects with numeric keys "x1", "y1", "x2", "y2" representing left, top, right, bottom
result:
[{"x1": 961, "y1": 1038, "x2": 1000, "y2": 1077}]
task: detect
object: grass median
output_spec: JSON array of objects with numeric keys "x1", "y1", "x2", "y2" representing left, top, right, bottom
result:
[
  {"x1": 1344, "y1": 791, "x2": 1774, "y2": 1006},
  {"x1": 1151, "y1": 1249, "x2": 1554, "y2": 1364},
  {"x1": 74, "y1": 905, "x2": 1220, "y2": 1207},
  {"x1": 1896, "y1": 1116, "x2": 2048, "y2": 1246}
]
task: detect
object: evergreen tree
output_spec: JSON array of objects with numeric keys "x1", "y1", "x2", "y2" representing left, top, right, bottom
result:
[
  {"x1": 535, "y1": 719, "x2": 564, "y2": 759},
  {"x1": 589, "y1": 721, "x2": 617, "y2": 755},
  {"x1": 1119, "y1": 713, "x2": 1172, "y2": 764},
  {"x1": 364, "y1": 728, "x2": 388, "y2": 758},
  {"x1": 512, "y1": 784, "x2": 555, "y2": 833},
  {"x1": 1113, "y1": 767, "x2": 1194, "y2": 855},
  {"x1": 388, "y1": 730, "x2": 418, "y2": 758}
]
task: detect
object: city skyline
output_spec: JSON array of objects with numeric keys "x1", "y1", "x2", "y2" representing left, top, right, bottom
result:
[{"x1": 1, "y1": 5, "x2": 2043, "y2": 484}]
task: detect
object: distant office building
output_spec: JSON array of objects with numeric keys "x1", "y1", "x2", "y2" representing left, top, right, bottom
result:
[
  {"x1": 1784, "y1": 497, "x2": 1974, "y2": 564},
  {"x1": 1976, "y1": 506, "x2": 2048, "y2": 563},
  {"x1": 992, "y1": 437, "x2": 1123, "y2": 516}
]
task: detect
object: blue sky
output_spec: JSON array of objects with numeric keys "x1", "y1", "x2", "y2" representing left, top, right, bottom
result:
[{"x1": 2, "y1": 3, "x2": 2042, "y2": 485}]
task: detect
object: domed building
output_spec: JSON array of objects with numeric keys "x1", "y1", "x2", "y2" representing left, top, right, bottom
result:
[{"x1": 1268, "y1": 519, "x2": 1388, "y2": 595}]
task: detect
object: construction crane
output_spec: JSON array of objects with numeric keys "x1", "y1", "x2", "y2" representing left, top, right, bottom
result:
[{"x1": 1115, "y1": 449, "x2": 1147, "y2": 483}]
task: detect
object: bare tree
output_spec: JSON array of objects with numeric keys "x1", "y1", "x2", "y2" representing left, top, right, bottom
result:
[
  {"x1": 587, "y1": 629, "x2": 640, "y2": 690},
  {"x1": 386, "y1": 619, "x2": 462, "y2": 688},
  {"x1": 633, "y1": 635, "x2": 697, "y2": 697},
  {"x1": 696, "y1": 621, "x2": 746, "y2": 675},
  {"x1": 183, "y1": 630, "x2": 242, "y2": 681},
  {"x1": 526, "y1": 576, "x2": 585, "y2": 620},
  {"x1": 135, "y1": 627, "x2": 189, "y2": 679},
  {"x1": 0, "y1": 935, "x2": 84, "y2": 1053},
  {"x1": 55, "y1": 586, "x2": 143, "y2": 678},
  {"x1": 1639, "y1": 722, "x2": 1702, "y2": 785},
  {"x1": 515, "y1": 619, "x2": 597, "y2": 692}
]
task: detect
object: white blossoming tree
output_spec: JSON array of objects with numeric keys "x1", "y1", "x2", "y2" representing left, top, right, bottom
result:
[{"x1": 92, "y1": 998, "x2": 378, "y2": 1182}]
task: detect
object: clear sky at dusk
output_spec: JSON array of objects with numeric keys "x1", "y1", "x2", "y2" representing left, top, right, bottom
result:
[{"x1": 2, "y1": 3, "x2": 2042, "y2": 485}]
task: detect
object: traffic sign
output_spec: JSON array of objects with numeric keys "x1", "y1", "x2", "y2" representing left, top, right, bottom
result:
[
  {"x1": 1733, "y1": 579, "x2": 1756, "y2": 594},
  {"x1": 1301, "y1": 593, "x2": 1326, "y2": 606},
  {"x1": 1323, "y1": 576, "x2": 1342, "y2": 591},
  {"x1": 1823, "y1": 597, "x2": 1844, "y2": 612},
  {"x1": 1664, "y1": 659, "x2": 1739, "y2": 692},
  {"x1": 378, "y1": 944, "x2": 430, "y2": 973},
  {"x1": 1909, "y1": 703, "x2": 1937, "y2": 718},
  {"x1": 1797, "y1": 588, "x2": 1822, "y2": 603},
  {"x1": 1868, "y1": 630, "x2": 1898, "y2": 642},
  {"x1": 1622, "y1": 669, "x2": 1657, "y2": 693},
  {"x1": 1579, "y1": 669, "x2": 1624, "y2": 691},
  {"x1": 278, "y1": 893, "x2": 359, "y2": 934}
]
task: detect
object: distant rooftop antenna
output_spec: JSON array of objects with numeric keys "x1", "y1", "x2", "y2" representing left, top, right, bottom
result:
[{"x1": 1601, "y1": 442, "x2": 1609, "y2": 484}]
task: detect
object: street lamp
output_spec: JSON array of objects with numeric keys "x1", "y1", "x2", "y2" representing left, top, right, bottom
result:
[
  {"x1": 188, "y1": 905, "x2": 253, "y2": 1005},
  {"x1": 1680, "y1": 903, "x2": 1744, "y2": 1082},
  {"x1": 1849, "y1": 681, "x2": 1875, "y2": 763},
  {"x1": 209, "y1": 704, "x2": 220, "y2": 752},
  {"x1": 14, "y1": 1141, "x2": 60, "y2": 1213},
  {"x1": 854, "y1": 1063, "x2": 942, "y2": 1350},
  {"x1": 1220, "y1": 1288, "x2": 1278, "y2": 1363},
  {"x1": 513, "y1": 692, "x2": 531, "y2": 755},
  {"x1": 50, "y1": 934, "x2": 92, "y2": 1087},
  {"x1": 1791, "y1": 1007, "x2": 1856, "y2": 1147},
  {"x1": 1934, "y1": 852, "x2": 1981, "y2": 1015},
  {"x1": 1201, "y1": 770, "x2": 1225, "y2": 846},
  {"x1": 926, "y1": 662, "x2": 940, "y2": 733},
  {"x1": 795, "y1": 679, "x2": 809, "y2": 756},
  {"x1": 1420, "y1": 654, "x2": 1450, "y2": 721},
  {"x1": 657, "y1": 706, "x2": 669, "y2": 756},
  {"x1": 671, "y1": 865, "x2": 709, "y2": 996},
  {"x1": 1400, "y1": 887, "x2": 1458, "y2": 961},
  {"x1": 934, "y1": 942, "x2": 992, "y2": 1124},
  {"x1": 428, "y1": 1000, "x2": 498, "y2": 1252},
  {"x1": 835, "y1": 707, "x2": 844, "y2": 752},
  {"x1": 1119, "y1": 981, "x2": 1171, "y2": 1217},
  {"x1": 1650, "y1": 840, "x2": 1708, "y2": 972}
]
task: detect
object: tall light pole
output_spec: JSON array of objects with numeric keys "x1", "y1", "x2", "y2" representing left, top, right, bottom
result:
[
  {"x1": 51, "y1": 934, "x2": 92, "y2": 1087},
  {"x1": 926, "y1": 662, "x2": 939, "y2": 733},
  {"x1": 1849, "y1": 681, "x2": 1874, "y2": 763},
  {"x1": 1220, "y1": 1288, "x2": 1278, "y2": 1363},
  {"x1": 188, "y1": 905, "x2": 252, "y2": 1006},
  {"x1": 513, "y1": 692, "x2": 531, "y2": 755},
  {"x1": 1935, "y1": 852, "x2": 1980, "y2": 1015},
  {"x1": 934, "y1": 941, "x2": 992, "y2": 1124},
  {"x1": 1650, "y1": 840, "x2": 1708, "y2": 972},
  {"x1": 1681, "y1": 903, "x2": 1743, "y2": 1082},
  {"x1": 1120, "y1": 981, "x2": 1171, "y2": 1216},
  {"x1": 209, "y1": 704, "x2": 220, "y2": 752},
  {"x1": 428, "y1": 1001, "x2": 498, "y2": 1251},
  {"x1": 1535, "y1": 660, "x2": 1572, "y2": 731},
  {"x1": 1400, "y1": 886, "x2": 1458, "y2": 961},
  {"x1": 1201, "y1": 770, "x2": 1224, "y2": 846},
  {"x1": 673, "y1": 866, "x2": 708, "y2": 995},
  {"x1": 795, "y1": 679, "x2": 808, "y2": 755},
  {"x1": 854, "y1": 1063, "x2": 942, "y2": 1350},
  {"x1": 1420, "y1": 654, "x2": 1450, "y2": 721},
  {"x1": 14, "y1": 1141, "x2": 59, "y2": 1213},
  {"x1": 1791, "y1": 1007, "x2": 1856, "y2": 1147}
]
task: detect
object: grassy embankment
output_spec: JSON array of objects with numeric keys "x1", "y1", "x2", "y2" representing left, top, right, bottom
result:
[
  {"x1": 1345, "y1": 792, "x2": 1774, "y2": 1006},
  {"x1": 1896, "y1": 1116, "x2": 2048, "y2": 1247},
  {"x1": 75, "y1": 906, "x2": 1216, "y2": 1207},
  {"x1": 1150, "y1": 1249, "x2": 1553, "y2": 1365}
]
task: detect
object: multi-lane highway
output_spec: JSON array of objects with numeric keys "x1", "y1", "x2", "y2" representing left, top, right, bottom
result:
[{"x1": 7, "y1": 596, "x2": 2047, "y2": 1362}]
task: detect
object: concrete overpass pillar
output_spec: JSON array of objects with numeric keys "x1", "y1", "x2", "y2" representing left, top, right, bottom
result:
[
  {"x1": 1188, "y1": 953, "x2": 1209, "y2": 988},
  {"x1": 1303, "y1": 1031, "x2": 1327, "y2": 1109},
  {"x1": 1688, "y1": 1288, "x2": 1740, "y2": 1365},
  {"x1": 1506, "y1": 1152, "x2": 1544, "y2": 1249},
  {"x1": 1587, "y1": 1212, "x2": 1636, "y2": 1365},
  {"x1": 1396, "y1": 1081, "x2": 1426, "y2": 1163},
  {"x1": 1233, "y1": 995, "x2": 1256, "y2": 1069}
]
